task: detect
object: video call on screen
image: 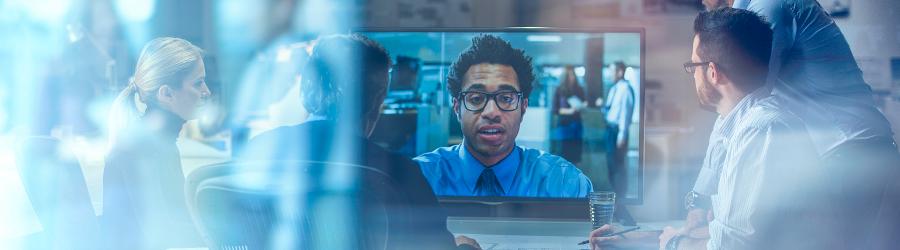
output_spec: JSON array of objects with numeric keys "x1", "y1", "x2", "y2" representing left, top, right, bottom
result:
[{"x1": 362, "y1": 30, "x2": 643, "y2": 201}]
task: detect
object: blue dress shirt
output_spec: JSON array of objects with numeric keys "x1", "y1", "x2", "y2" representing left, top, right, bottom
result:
[{"x1": 414, "y1": 143, "x2": 593, "y2": 198}]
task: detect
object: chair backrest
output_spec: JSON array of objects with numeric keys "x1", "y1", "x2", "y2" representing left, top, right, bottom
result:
[
  {"x1": 186, "y1": 160, "x2": 403, "y2": 250},
  {"x1": 14, "y1": 136, "x2": 100, "y2": 249}
]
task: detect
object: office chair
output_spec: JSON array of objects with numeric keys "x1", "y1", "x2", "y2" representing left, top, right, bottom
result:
[
  {"x1": 14, "y1": 136, "x2": 101, "y2": 249},
  {"x1": 186, "y1": 160, "x2": 406, "y2": 250}
]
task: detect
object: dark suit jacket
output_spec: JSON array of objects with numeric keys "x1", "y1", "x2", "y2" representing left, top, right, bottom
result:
[{"x1": 238, "y1": 120, "x2": 460, "y2": 250}]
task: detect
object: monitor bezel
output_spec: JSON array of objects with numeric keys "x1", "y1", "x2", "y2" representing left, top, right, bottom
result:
[{"x1": 356, "y1": 27, "x2": 646, "y2": 218}]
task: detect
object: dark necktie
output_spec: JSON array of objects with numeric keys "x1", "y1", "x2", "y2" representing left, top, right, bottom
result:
[{"x1": 475, "y1": 168, "x2": 503, "y2": 196}]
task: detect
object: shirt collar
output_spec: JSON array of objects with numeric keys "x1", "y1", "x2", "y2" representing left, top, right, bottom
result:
[
  {"x1": 716, "y1": 85, "x2": 772, "y2": 138},
  {"x1": 458, "y1": 141, "x2": 520, "y2": 195}
]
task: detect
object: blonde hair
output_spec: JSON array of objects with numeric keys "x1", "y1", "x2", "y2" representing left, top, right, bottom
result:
[{"x1": 108, "y1": 37, "x2": 203, "y2": 143}]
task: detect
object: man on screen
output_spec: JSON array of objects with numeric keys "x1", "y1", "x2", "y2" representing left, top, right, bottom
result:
[
  {"x1": 415, "y1": 35, "x2": 593, "y2": 198},
  {"x1": 603, "y1": 61, "x2": 635, "y2": 201}
]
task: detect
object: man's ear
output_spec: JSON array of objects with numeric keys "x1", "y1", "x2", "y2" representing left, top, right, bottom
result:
[
  {"x1": 706, "y1": 62, "x2": 722, "y2": 86},
  {"x1": 452, "y1": 97, "x2": 462, "y2": 121},
  {"x1": 520, "y1": 98, "x2": 528, "y2": 117}
]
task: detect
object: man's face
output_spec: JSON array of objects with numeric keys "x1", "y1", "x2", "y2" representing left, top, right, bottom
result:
[
  {"x1": 703, "y1": 0, "x2": 731, "y2": 11},
  {"x1": 455, "y1": 63, "x2": 527, "y2": 160},
  {"x1": 364, "y1": 69, "x2": 390, "y2": 138},
  {"x1": 691, "y1": 36, "x2": 722, "y2": 112}
]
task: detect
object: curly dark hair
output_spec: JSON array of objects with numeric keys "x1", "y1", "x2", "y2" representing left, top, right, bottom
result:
[{"x1": 447, "y1": 34, "x2": 535, "y2": 98}]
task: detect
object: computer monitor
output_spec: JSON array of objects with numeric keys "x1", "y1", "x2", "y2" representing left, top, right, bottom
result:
[
  {"x1": 362, "y1": 28, "x2": 644, "y2": 219},
  {"x1": 385, "y1": 56, "x2": 421, "y2": 102}
]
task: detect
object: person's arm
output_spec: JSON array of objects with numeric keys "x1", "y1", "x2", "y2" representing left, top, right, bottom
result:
[
  {"x1": 741, "y1": 0, "x2": 794, "y2": 85},
  {"x1": 576, "y1": 168, "x2": 594, "y2": 198},
  {"x1": 675, "y1": 237, "x2": 709, "y2": 250},
  {"x1": 455, "y1": 236, "x2": 482, "y2": 250},
  {"x1": 557, "y1": 92, "x2": 579, "y2": 115},
  {"x1": 588, "y1": 224, "x2": 661, "y2": 250},
  {"x1": 559, "y1": 107, "x2": 577, "y2": 115},
  {"x1": 659, "y1": 226, "x2": 709, "y2": 250},
  {"x1": 551, "y1": 89, "x2": 562, "y2": 114}
]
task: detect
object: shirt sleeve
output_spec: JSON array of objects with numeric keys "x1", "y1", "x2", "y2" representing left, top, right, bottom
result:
[
  {"x1": 536, "y1": 155, "x2": 594, "y2": 198},
  {"x1": 571, "y1": 167, "x2": 594, "y2": 198},
  {"x1": 742, "y1": 0, "x2": 795, "y2": 85},
  {"x1": 692, "y1": 143, "x2": 723, "y2": 196}
]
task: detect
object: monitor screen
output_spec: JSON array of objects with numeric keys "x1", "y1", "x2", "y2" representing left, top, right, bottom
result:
[{"x1": 363, "y1": 28, "x2": 644, "y2": 211}]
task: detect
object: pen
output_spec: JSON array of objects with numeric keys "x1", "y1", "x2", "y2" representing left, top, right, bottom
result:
[{"x1": 577, "y1": 226, "x2": 641, "y2": 245}]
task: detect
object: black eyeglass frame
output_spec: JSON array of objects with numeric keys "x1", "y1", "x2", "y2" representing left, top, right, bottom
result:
[
  {"x1": 683, "y1": 61, "x2": 712, "y2": 74},
  {"x1": 457, "y1": 90, "x2": 524, "y2": 112}
]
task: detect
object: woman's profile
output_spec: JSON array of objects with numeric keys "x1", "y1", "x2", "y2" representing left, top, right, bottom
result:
[{"x1": 103, "y1": 37, "x2": 209, "y2": 249}]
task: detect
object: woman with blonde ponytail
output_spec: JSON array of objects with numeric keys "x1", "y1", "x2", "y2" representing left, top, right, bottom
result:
[{"x1": 102, "y1": 37, "x2": 209, "y2": 249}]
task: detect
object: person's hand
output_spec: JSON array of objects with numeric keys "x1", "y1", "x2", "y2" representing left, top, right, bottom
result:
[
  {"x1": 588, "y1": 224, "x2": 623, "y2": 250},
  {"x1": 658, "y1": 226, "x2": 680, "y2": 250},
  {"x1": 683, "y1": 208, "x2": 709, "y2": 230},
  {"x1": 455, "y1": 235, "x2": 481, "y2": 250},
  {"x1": 617, "y1": 138, "x2": 627, "y2": 150},
  {"x1": 588, "y1": 224, "x2": 661, "y2": 250}
]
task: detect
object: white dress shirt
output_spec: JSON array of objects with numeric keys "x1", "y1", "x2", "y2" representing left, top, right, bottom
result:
[
  {"x1": 694, "y1": 0, "x2": 896, "y2": 197},
  {"x1": 604, "y1": 79, "x2": 636, "y2": 144},
  {"x1": 706, "y1": 86, "x2": 821, "y2": 250}
]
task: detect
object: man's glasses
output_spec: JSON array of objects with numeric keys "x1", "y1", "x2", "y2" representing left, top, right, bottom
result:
[
  {"x1": 459, "y1": 91, "x2": 523, "y2": 112},
  {"x1": 683, "y1": 61, "x2": 711, "y2": 74}
]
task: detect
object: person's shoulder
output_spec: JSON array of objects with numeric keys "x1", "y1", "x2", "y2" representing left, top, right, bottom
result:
[
  {"x1": 362, "y1": 139, "x2": 414, "y2": 165},
  {"x1": 523, "y1": 147, "x2": 585, "y2": 174},
  {"x1": 246, "y1": 122, "x2": 325, "y2": 147},
  {"x1": 520, "y1": 147, "x2": 592, "y2": 194},
  {"x1": 614, "y1": 80, "x2": 635, "y2": 95},
  {"x1": 105, "y1": 142, "x2": 136, "y2": 170},
  {"x1": 744, "y1": 0, "x2": 792, "y2": 17},
  {"x1": 106, "y1": 130, "x2": 155, "y2": 166},
  {"x1": 238, "y1": 124, "x2": 313, "y2": 160},
  {"x1": 243, "y1": 126, "x2": 284, "y2": 148},
  {"x1": 741, "y1": 96, "x2": 807, "y2": 133},
  {"x1": 413, "y1": 145, "x2": 462, "y2": 182},
  {"x1": 413, "y1": 144, "x2": 460, "y2": 165}
]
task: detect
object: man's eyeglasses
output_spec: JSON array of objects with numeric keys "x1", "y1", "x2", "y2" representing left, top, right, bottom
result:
[
  {"x1": 459, "y1": 91, "x2": 523, "y2": 112},
  {"x1": 683, "y1": 61, "x2": 711, "y2": 74}
]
